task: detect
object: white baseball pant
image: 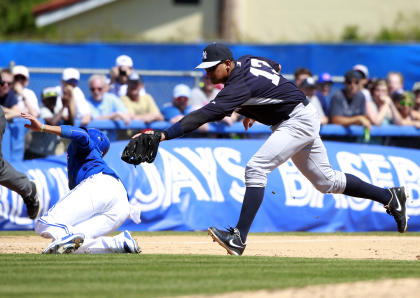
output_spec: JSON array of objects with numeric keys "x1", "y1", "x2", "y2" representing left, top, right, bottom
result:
[
  {"x1": 245, "y1": 102, "x2": 347, "y2": 193},
  {"x1": 35, "y1": 172, "x2": 130, "y2": 253}
]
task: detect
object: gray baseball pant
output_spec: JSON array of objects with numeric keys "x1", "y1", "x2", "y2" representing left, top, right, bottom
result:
[
  {"x1": 0, "y1": 107, "x2": 32, "y2": 197},
  {"x1": 245, "y1": 102, "x2": 347, "y2": 194}
]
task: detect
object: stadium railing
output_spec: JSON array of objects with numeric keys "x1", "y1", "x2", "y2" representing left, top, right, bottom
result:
[{"x1": 8, "y1": 117, "x2": 420, "y2": 162}]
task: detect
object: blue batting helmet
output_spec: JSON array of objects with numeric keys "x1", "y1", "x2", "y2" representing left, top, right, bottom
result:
[{"x1": 87, "y1": 128, "x2": 110, "y2": 156}]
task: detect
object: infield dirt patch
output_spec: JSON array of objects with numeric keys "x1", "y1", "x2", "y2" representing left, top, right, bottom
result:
[{"x1": 1, "y1": 234, "x2": 419, "y2": 260}]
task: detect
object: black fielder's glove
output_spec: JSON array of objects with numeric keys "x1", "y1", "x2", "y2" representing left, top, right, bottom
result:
[{"x1": 121, "y1": 129, "x2": 162, "y2": 165}]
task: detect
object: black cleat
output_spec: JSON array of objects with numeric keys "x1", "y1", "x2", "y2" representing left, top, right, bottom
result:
[
  {"x1": 23, "y1": 181, "x2": 40, "y2": 220},
  {"x1": 385, "y1": 186, "x2": 409, "y2": 233},
  {"x1": 208, "y1": 227, "x2": 246, "y2": 256}
]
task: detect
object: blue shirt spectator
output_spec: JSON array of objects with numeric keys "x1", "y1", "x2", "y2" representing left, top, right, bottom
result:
[
  {"x1": 161, "y1": 84, "x2": 195, "y2": 123},
  {"x1": 316, "y1": 72, "x2": 333, "y2": 114},
  {"x1": 87, "y1": 74, "x2": 131, "y2": 124}
]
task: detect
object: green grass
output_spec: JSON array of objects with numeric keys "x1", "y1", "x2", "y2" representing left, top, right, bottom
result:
[{"x1": 0, "y1": 254, "x2": 419, "y2": 298}]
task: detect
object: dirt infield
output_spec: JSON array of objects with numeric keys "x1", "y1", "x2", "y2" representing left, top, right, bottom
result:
[{"x1": 1, "y1": 234, "x2": 420, "y2": 260}]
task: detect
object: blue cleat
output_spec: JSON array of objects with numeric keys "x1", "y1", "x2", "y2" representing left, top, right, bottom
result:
[{"x1": 123, "y1": 230, "x2": 141, "y2": 253}]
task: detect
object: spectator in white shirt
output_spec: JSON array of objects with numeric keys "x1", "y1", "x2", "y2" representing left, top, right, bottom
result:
[
  {"x1": 57, "y1": 68, "x2": 91, "y2": 125},
  {"x1": 109, "y1": 55, "x2": 135, "y2": 98},
  {"x1": 12, "y1": 65, "x2": 39, "y2": 117}
]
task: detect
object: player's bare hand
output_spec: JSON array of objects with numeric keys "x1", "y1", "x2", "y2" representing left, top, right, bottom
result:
[
  {"x1": 21, "y1": 112, "x2": 42, "y2": 131},
  {"x1": 13, "y1": 82, "x2": 24, "y2": 95},
  {"x1": 243, "y1": 117, "x2": 255, "y2": 131}
]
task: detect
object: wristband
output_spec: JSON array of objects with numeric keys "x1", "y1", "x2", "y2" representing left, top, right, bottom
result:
[{"x1": 40, "y1": 124, "x2": 45, "y2": 132}]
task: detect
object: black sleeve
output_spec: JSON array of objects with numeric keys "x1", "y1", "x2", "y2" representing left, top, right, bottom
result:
[
  {"x1": 179, "y1": 108, "x2": 225, "y2": 133},
  {"x1": 163, "y1": 107, "x2": 226, "y2": 140}
]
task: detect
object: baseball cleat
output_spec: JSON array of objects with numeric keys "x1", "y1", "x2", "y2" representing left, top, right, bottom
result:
[
  {"x1": 42, "y1": 233, "x2": 85, "y2": 254},
  {"x1": 385, "y1": 186, "x2": 409, "y2": 233},
  {"x1": 208, "y1": 227, "x2": 246, "y2": 256},
  {"x1": 123, "y1": 230, "x2": 141, "y2": 253},
  {"x1": 23, "y1": 181, "x2": 40, "y2": 220}
]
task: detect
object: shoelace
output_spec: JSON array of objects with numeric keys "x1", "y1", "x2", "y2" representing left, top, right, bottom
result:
[{"x1": 226, "y1": 226, "x2": 236, "y2": 235}]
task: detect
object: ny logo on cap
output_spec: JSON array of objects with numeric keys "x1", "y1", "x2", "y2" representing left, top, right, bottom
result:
[{"x1": 202, "y1": 50, "x2": 207, "y2": 60}]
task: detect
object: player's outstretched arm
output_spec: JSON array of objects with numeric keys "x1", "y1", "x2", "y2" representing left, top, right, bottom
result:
[{"x1": 21, "y1": 112, "x2": 62, "y2": 136}]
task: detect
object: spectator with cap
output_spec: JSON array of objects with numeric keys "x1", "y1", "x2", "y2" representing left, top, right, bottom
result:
[
  {"x1": 0, "y1": 69, "x2": 21, "y2": 119},
  {"x1": 58, "y1": 68, "x2": 91, "y2": 125},
  {"x1": 294, "y1": 67, "x2": 313, "y2": 89},
  {"x1": 353, "y1": 64, "x2": 373, "y2": 103},
  {"x1": 386, "y1": 71, "x2": 404, "y2": 95},
  {"x1": 162, "y1": 84, "x2": 194, "y2": 124},
  {"x1": 109, "y1": 55, "x2": 134, "y2": 98},
  {"x1": 161, "y1": 84, "x2": 208, "y2": 132},
  {"x1": 392, "y1": 90, "x2": 420, "y2": 127},
  {"x1": 87, "y1": 74, "x2": 131, "y2": 124},
  {"x1": 301, "y1": 77, "x2": 328, "y2": 124},
  {"x1": 366, "y1": 79, "x2": 402, "y2": 126},
  {"x1": 121, "y1": 72, "x2": 163, "y2": 123},
  {"x1": 316, "y1": 72, "x2": 333, "y2": 114},
  {"x1": 12, "y1": 65, "x2": 39, "y2": 117},
  {"x1": 329, "y1": 70, "x2": 370, "y2": 130},
  {"x1": 411, "y1": 82, "x2": 420, "y2": 121}
]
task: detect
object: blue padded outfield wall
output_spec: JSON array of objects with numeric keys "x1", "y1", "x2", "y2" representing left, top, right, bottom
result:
[
  {"x1": 1, "y1": 42, "x2": 420, "y2": 107},
  {"x1": 1, "y1": 139, "x2": 419, "y2": 232}
]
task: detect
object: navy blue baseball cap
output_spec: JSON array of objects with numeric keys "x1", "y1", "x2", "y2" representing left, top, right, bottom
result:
[{"x1": 196, "y1": 43, "x2": 234, "y2": 69}]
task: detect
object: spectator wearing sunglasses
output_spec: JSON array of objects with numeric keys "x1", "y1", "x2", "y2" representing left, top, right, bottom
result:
[
  {"x1": 87, "y1": 75, "x2": 131, "y2": 125},
  {"x1": 0, "y1": 69, "x2": 21, "y2": 120},
  {"x1": 392, "y1": 90, "x2": 420, "y2": 128},
  {"x1": 12, "y1": 65, "x2": 39, "y2": 117},
  {"x1": 329, "y1": 70, "x2": 370, "y2": 130}
]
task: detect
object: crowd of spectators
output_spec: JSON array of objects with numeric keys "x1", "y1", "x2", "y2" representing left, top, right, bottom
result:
[
  {"x1": 1, "y1": 55, "x2": 420, "y2": 159},
  {"x1": 293, "y1": 64, "x2": 420, "y2": 131}
]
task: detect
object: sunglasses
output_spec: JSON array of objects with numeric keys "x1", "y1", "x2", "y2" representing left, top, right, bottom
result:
[
  {"x1": 399, "y1": 100, "x2": 414, "y2": 107},
  {"x1": 175, "y1": 96, "x2": 188, "y2": 101},
  {"x1": 345, "y1": 80, "x2": 359, "y2": 85},
  {"x1": 1, "y1": 80, "x2": 12, "y2": 86},
  {"x1": 90, "y1": 87, "x2": 103, "y2": 92}
]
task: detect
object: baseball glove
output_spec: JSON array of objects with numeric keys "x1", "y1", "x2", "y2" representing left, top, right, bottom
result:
[{"x1": 121, "y1": 130, "x2": 162, "y2": 165}]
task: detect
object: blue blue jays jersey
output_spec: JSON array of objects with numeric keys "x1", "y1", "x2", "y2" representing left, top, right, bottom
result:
[
  {"x1": 201, "y1": 55, "x2": 306, "y2": 126},
  {"x1": 60, "y1": 125, "x2": 119, "y2": 190}
]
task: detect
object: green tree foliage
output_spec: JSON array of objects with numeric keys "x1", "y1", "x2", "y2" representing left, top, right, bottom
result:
[
  {"x1": 375, "y1": 12, "x2": 420, "y2": 42},
  {"x1": 341, "y1": 12, "x2": 420, "y2": 43},
  {"x1": 341, "y1": 25, "x2": 362, "y2": 42},
  {"x1": 0, "y1": 0, "x2": 45, "y2": 38}
]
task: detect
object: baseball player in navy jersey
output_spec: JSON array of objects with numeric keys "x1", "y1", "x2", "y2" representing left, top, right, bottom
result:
[
  {"x1": 143, "y1": 43, "x2": 408, "y2": 256},
  {"x1": 21, "y1": 112, "x2": 140, "y2": 254}
]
